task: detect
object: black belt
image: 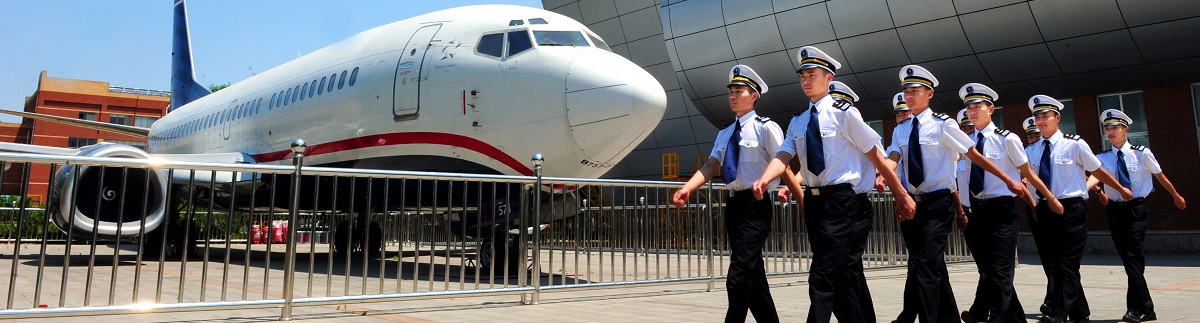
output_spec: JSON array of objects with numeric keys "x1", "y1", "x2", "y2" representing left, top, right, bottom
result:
[
  {"x1": 911, "y1": 189, "x2": 951, "y2": 202},
  {"x1": 802, "y1": 183, "x2": 854, "y2": 196},
  {"x1": 1040, "y1": 197, "x2": 1084, "y2": 204},
  {"x1": 730, "y1": 189, "x2": 754, "y2": 198},
  {"x1": 1108, "y1": 197, "x2": 1146, "y2": 206},
  {"x1": 970, "y1": 195, "x2": 1014, "y2": 206}
]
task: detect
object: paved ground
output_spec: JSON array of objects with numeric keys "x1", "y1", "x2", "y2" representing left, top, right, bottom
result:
[{"x1": 10, "y1": 253, "x2": 1199, "y2": 322}]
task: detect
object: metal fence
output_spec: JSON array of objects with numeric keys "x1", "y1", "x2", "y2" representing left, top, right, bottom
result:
[{"x1": 0, "y1": 146, "x2": 971, "y2": 319}]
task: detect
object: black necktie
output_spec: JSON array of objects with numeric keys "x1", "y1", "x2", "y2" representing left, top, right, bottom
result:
[
  {"x1": 806, "y1": 104, "x2": 825, "y2": 175},
  {"x1": 969, "y1": 132, "x2": 985, "y2": 196},
  {"x1": 1037, "y1": 140, "x2": 1053, "y2": 199},
  {"x1": 721, "y1": 121, "x2": 742, "y2": 184},
  {"x1": 907, "y1": 117, "x2": 925, "y2": 188},
  {"x1": 1117, "y1": 150, "x2": 1132, "y2": 190}
]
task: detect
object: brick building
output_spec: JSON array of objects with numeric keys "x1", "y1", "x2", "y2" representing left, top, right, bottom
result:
[{"x1": 1, "y1": 71, "x2": 170, "y2": 204}]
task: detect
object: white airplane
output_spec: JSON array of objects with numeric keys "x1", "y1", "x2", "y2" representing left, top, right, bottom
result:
[{"x1": 0, "y1": 1, "x2": 666, "y2": 265}]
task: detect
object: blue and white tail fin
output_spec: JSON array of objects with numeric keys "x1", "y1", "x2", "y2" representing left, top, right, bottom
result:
[{"x1": 171, "y1": 0, "x2": 210, "y2": 111}]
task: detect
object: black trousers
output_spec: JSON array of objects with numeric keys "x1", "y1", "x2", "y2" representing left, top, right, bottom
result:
[
  {"x1": 724, "y1": 191, "x2": 779, "y2": 323},
  {"x1": 845, "y1": 193, "x2": 877, "y2": 322},
  {"x1": 899, "y1": 190, "x2": 959, "y2": 323},
  {"x1": 802, "y1": 184, "x2": 870, "y2": 323},
  {"x1": 1106, "y1": 199, "x2": 1154, "y2": 314},
  {"x1": 1037, "y1": 198, "x2": 1090, "y2": 322},
  {"x1": 1025, "y1": 205, "x2": 1054, "y2": 309},
  {"x1": 963, "y1": 196, "x2": 1025, "y2": 322}
]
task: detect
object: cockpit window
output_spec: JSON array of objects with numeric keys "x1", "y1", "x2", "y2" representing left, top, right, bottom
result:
[
  {"x1": 478, "y1": 33, "x2": 504, "y2": 57},
  {"x1": 507, "y1": 30, "x2": 533, "y2": 56},
  {"x1": 529, "y1": 18, "x2": 548, "y2": 25},
  {"x1": 508, "y1": 20, "x2": 524, "y2": 26},
  {"x1": 586, "y1": 31, "x2": 611, "y2": 51},
  {"x1": 533, "y1": 31, "x2": 590, "y2": 47}
]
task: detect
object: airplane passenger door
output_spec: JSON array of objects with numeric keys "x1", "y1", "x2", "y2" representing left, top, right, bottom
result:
[
  {"x1": 221, "y1": 100, "x2": 235, "y2": 140},
  {"x1": 393, "y1": 23, "x2": 442, "y2": 121}
]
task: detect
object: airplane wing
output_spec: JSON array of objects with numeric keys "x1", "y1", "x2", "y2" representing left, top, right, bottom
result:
[{"x1": 0, "y1": 109, "x2": 150, "y2": 138}]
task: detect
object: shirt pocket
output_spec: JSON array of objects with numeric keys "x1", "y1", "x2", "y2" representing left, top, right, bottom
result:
[
  {"x1": 983, "y1": 146, "x2": 1002, "y2": 160},
  {"x1": 739, "y1": 140, "x2": 764, "y2": 161}
]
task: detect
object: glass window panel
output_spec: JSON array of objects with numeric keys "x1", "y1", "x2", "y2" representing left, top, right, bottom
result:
[
  {"x1": 507, "y1": 30, "x2": 533, "y2": 56},
  {"x1": 1058, "y1": 100, "x2": 1077, "y2": 135},
  {"x1": 478, "y1": 33, "x2": 504, "y2": 57}
]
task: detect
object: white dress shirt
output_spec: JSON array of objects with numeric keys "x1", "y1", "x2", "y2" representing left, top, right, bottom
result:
[
  {"x1": 1096, "y1": 141, "x2": 1161, "y2": 201},
  {"x1": 710, "y1": 110, "x2": 783, "y2": 191},
  {"x1": 777, "y1": 95, "x2": 882, "y2": 192},
  {"x1": 967, "y1": 122, "x2": 1028, "y2": 199},
  {"x1": 1025, "y1": 130, "x2": 1101, "y2": 199},
  {"x1": 889, "y1": 108, "x2": 973, "y2": 194}
]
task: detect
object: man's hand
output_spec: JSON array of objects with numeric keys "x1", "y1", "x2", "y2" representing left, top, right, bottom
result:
[
  {"x1": 671, "y1": 189, "x2": 691, "y2": 207},
  {"x1": 1049, "y1": 198, "x2": 1064, "y2": 215},
  {"x1": 751, "y1": 179, "x2": 771, "y2": 201},
  {"x1": 778, "y1": 186, "x2": 791, "y2": 202},
  {"x1": 956, "y1": 213, "x2": 968, "y2": 230},
  {"x1": 875, "y1": 174, "x2": 887, "y2": 193},
  {"x1": 1005, "y1": 179, "x2": 1023, "y2": 196},
  {"x1": 1096, "y1": 188, "x2": 1109, "y2": 206},
  {"x1": 895, "y1": 194, "x2": 916, "y2": 221},
  {"x1": 1174, "y1": 194, "x2": 1187, "y2": 210},
  {"x1": 1022, "y1": 189, "x2": 1037, "y2": 208},
  {"x1": 1118, "y1": 187, "x2": 1134, "y2": 200}
]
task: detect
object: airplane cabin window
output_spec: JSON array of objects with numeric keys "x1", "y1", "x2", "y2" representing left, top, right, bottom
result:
[
  {"x1": 508, "y1": 30, "x2": 533, "y2": 56},
  {"x1": 270, "y1": 93, "x2": 277, "y2": 109},
  {"x1": 309, "y1": 80, "x2": 318, "y2": 98},
  {"x1": 529, "y1": 18, "x2": 548, "y2": 25},
  {"x1": 285, "y1": 88, "x2": 293, "y2": 105},
  {"x1": 319, "y1": 77, "x2": 327, "y2": 95},
  {"x1": 533, "y1": 31, "x2": 589, "y2": 47},
  {"x1": 299, "y1": 82, "x2": 308, "y2": 101},
  {"x1": 586, "y1": 32, "x2": 611, "y2": 51},
  {"x1": 477, "y1": 33, "x2": 504, "y2": 58},
  {"x1": 349, "y1": 67, "x2": 360, "y2": 87},
  {"x1": 338, "y1": 71, "x2": 347, "y2": 89},
  {"x1": 328, "y1": 74, "x2": 337, "y2": 92},
  {"x1": 256, "y1": 98, "x2": 262, "y2": 114},
  {"x1": 292, "y1": 85, "x2": 301, "y2": 103}
]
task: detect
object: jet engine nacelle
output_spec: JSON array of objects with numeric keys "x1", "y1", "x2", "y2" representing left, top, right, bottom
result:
[{"x1": 48, "y1": 143, "x2": 169, "y2": 239}]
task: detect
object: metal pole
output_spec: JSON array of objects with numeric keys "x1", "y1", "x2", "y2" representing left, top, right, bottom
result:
[
  {"x1": 705, "y1": 181, "x2": 715, "y2": 292},
  {"x1": 280, "y1": 139, "x2": 306, "y2": 321},
  {"x1": 529, "y1": 154, "x2": 544, "y2": 305}
]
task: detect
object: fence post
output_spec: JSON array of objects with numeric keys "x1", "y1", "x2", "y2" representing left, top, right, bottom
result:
[
  {"x1": 529, "y1": 154, "x2": 544, "y2": 305},
  {"x1": 705, "y1": 181, "x2": 716, "y2": 292},
  {"x1": 280, "y1": 139, "x2": 306, "y2": 321}
]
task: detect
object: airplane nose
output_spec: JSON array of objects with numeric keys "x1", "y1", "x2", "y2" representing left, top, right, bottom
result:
[{"x1": 565, "y1": 50, "x2": 667, "y2": 163}]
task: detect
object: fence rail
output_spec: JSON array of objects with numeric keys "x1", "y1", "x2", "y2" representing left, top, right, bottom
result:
[{"x1": 0, "y1": 146, "x2": 971, "y2": 319}]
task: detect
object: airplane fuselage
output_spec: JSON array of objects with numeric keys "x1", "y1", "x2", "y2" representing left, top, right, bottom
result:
[{"x1": 149, "y1": 5, "x2": 666, "y2": 179}]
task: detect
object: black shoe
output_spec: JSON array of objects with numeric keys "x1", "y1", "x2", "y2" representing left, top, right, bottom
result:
[
  {"x1": 1140, "y1": 311, "x2": 1157, "y2": 321},
  {"x1": 1037, "y1": 315, "x2": 1063, "y2": 323},
  {"x1": 1123, "y1": 311, "x2": 1142, "y2": 323},
  {"x1": 960, "y1": 311, "x2": 978, "y2": 323},
  {"x1": 1040, "y1": 303, "x2": 1052, "y2": 316}
]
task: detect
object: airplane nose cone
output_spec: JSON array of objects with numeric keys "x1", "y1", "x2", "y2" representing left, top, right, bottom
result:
[{"x1": 565, "y1": 50, "x2": 666, "y2": 163}]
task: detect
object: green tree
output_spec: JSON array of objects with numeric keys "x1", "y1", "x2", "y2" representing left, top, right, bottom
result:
[{"x1": 208, "y1": 83, "x2": 231, "y2": 92}]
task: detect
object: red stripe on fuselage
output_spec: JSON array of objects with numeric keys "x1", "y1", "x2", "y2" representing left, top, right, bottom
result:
[{"x1": 249, "y1": 132, "x2": 533, "y2": 176}]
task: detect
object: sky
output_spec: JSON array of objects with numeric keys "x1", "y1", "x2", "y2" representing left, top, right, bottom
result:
[{"x1": 0, "y1": 0, "x2": 544, "y2": 123}]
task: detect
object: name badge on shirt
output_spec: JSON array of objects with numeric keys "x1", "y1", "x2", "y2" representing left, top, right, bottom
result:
[
  {"x1": 739, "y1": 139, "x2": 759, "y2": 148},
  {"x1": 1054, "y1": 158, "x2": 1073, "y2": 165},
  {"x1": 986, "y1": 151, "x2": 1001, "y2": 159},
  {"x1": 820, "y1": 130, "x2": 836, "y2": 138},
  {"x1": 919, "y1": 138, "x2": 936, "y2": 145}
]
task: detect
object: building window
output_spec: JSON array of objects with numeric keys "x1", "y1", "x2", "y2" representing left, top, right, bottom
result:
[
  {"x1": 79, "y1": 112, "x2": 97, "y2": 121},
  {"x1": 108, "y1": 140, "x2": 148, "y2": 150},
  {"x1": 1098, "y1": 91, "x2": 1147, "y2": 149},
  {"x1": 1057, "y1": 99, "x2": 1077, "y2": 135},
  {"x1": 135, "y1": 116, "x2": 158, "y2": 127},
  {"x1": 67, "y1": 137, "x2": 97, "y2": 148},
  {"x1": 109, "y1": 114, "x2": 133, "y2": 126},
  {"x1": 867, "y1": 120, "x2": 884, "y2": 144}
]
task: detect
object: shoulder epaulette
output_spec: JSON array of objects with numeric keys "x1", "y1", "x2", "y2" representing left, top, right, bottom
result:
[
  {"x1": 933, "y1": 112, "x2": 950, "y2": 120},
  {"x1": 833, "y1": 100, "x2": 851, "y2": 111},
  {"x1": 1133, "y1": 145, "x2": 1146, "y2": 151},
  {"x1": 1064, "y1": 134, "x2": 1081, "y2": 140},
  {"x1": 995, "y1": 128, "x2": 1011, "y2": 137},
  {"x1": 755, "y1": 115, "x2": 770, "y2": 122}
]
